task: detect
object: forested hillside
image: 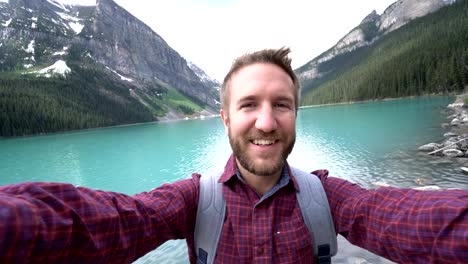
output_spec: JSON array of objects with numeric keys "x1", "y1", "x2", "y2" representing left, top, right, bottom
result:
[
  {"x1": 0, "y1": 62, "x2": 205, "y2": 137},
  {"x1": 301, "y1": 0, "x2": 468, "y2": 105},
  {"x1": 0, "y1": 65, "x2": 152, "y2": 137}
]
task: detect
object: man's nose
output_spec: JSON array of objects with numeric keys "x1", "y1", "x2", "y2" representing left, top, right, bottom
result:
[{"x1": 255, "y1": 105, "x2": 278, "y2": 133}]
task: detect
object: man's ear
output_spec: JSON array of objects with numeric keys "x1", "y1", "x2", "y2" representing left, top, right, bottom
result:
[{"x1": 220, "y1": 108, "x2": 229, "y2": 136}]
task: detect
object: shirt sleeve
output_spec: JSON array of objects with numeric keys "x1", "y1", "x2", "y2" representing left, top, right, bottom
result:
[
  {"x1": 0, "y1": 175, "x2": 200, "y2": 264},
  {"x1": 313, "y1": 169, "x2": 468, "y2": 263}
]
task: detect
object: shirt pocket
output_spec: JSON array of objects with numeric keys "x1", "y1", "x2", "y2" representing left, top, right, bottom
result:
[{"x1": 274, "y1": 218, "x2": 314, "y2": 263}]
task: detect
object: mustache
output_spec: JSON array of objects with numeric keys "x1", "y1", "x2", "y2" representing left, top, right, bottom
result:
[{"x1": 247, "y1": 131, "x2": 280, "y2": 140}]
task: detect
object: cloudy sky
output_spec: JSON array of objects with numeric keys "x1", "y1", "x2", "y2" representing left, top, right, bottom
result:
[{"x1": 3, "y1": 0, "x2": 396, "y2": 80}]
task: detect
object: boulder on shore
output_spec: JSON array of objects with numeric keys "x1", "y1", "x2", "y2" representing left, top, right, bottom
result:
[
  {"x1": 442, "y1": 148, "x2": 465, "y2": 157},
  {"x1": 418, "y1": 143, "x2": 441, "y2": 152}
]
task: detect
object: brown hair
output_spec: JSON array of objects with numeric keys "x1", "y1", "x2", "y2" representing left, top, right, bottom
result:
[{"x1": 220, "y1": 47, "x2": 300, "y2": 112}]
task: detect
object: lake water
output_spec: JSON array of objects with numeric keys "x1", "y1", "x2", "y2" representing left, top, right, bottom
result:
[{"x1": 1, "y1": 96, "x2": 466, "y2": 263}]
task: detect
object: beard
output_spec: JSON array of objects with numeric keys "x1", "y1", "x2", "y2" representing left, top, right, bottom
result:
[{"x1": 229, "y1": 130, "x2": 295, "y2": 177}]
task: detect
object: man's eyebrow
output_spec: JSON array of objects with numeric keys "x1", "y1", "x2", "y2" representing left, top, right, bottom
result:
[
  {"x1": 236, "y1": 95, "x2": 257, "y2": 104},
  {"x1": 235, "y1": 94, "x2": 294, "y2": 104},
  {"x1": 275, "y1": 95, "x2": 294, "y2": 101}
]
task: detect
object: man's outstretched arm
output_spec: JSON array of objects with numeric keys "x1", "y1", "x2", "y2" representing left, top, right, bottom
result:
[
  {"x1": 314, "y1": 170, "x2": 468, "y2": 263},
  {"x1": 0, "y1": 176, "x2": 199, "y2": 263}
]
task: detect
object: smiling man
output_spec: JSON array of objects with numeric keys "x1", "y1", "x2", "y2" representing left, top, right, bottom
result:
[
  {"x1": 221, "y1": 60, "x2": 297, "y2": 194},
  {"x1": 0, "y1": 48, "x2": 467, "y2": 264}
]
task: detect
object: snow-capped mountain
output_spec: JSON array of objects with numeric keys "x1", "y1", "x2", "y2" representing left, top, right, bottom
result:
[{"x1": 187, "y1": 61, "x2": 220, "y2": 90}]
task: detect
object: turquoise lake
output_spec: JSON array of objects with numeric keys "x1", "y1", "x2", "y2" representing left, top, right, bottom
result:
[{"x1": 1, "y1": 96, "x2": 467, "y2": 263}]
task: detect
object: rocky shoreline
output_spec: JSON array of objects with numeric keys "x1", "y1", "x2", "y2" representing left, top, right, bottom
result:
[{"x1": 418, "y1": 94, "x2": 468, "y2": 161}]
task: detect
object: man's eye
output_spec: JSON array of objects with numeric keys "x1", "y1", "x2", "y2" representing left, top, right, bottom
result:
[
  {"x1": 275, "y1": 103, "x2": 291, "y2": 109},
  {"x1": 240, "y1": 103, "x2": 255, "y2": 109}
]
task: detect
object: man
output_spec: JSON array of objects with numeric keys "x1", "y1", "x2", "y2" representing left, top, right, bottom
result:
[{"x1": 0, "y1": 48, "x2": 467, "y2": 263}]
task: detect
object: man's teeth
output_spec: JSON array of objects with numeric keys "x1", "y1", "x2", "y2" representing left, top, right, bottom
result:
[{"x1": 253, "y1": 139, "x2": 275, "y2": 146}]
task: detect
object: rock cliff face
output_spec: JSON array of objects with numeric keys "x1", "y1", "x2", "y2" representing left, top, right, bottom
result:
[
  {"x1": 89, "y1": 0, "x2": 218, "y2": 107},
  {"x1": 0, "y1": 0, "x2": 219, "y2": 117},
  {"x1": 296, "y1": 0, "x2": 455, "y2": 93},
  {"x1": 379, "y1": 0, "x2": 450, "y2": 32}
]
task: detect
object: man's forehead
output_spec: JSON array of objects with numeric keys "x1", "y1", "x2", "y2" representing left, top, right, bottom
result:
[
  {"x1": 230, "y1": 63, "x2": 293, "y2": 89},
  {"x1": 231, "y1": 63, "x2": 289, "y2": 79}
]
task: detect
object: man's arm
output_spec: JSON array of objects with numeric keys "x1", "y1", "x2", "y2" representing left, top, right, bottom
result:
[
  {"x1": 0, "y1": 175, "x2": 199, "y2": 263},
  {"x1": 313, "y1": 170, "x2": 468, "y2": 263}
]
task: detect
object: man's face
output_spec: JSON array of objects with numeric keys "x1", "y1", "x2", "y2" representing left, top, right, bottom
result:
[{"x1": 220, "y1": 63, "x2": 296, "y2": 177}]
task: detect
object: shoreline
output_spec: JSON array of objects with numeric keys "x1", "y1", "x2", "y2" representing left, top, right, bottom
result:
[
  {"x1": 0, "y1": 112, "x2": 220, "y2": 141},
  {"x1": 418, "y1": 93, "x2": 468, "y2": 163},
  {"x1": 299, "y1": 93, "x2": 454, "y2": 109},
  {"x1": 0, "y1": 94, "x2": 456, "y2": 140}
]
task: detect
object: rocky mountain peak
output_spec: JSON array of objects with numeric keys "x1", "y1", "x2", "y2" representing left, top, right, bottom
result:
[
  {"x1": 379, "y1": 0, "x2": 449, "y2": 32},
  {"x1": 9, "y1": 0, "x2": 70, "y2": 12},
  {"x1": 360, "y1": 10, "x2": 380, "y2": 25},
  {"x1": 86, "y1": 0, "x2": 219, "y2": 108},
  {"x1": 95, "y1": 0, "x2": 129, "y2": 21}
]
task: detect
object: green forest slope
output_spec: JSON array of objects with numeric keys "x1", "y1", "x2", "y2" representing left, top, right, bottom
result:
[{"x1": 0, "y1": 63, "x2": 202, "y2": 137}]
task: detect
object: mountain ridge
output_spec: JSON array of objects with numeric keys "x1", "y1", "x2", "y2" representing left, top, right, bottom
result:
[
  {"x1": 0, "y1": 0, "x2": 220, "y2": 108},
  {"x1": 299, "y1": 0, "x2": 468, "y2": 105},
  {"x1": 296, "y1": 0, "x2": 456, "y2": 95}
]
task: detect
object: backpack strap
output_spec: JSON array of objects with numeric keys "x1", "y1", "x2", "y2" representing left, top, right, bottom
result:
[
  {"x1": 194, "y1": 168, "x2": 337, "y2": 264},
  {"x1": 291, "y1": 167, "x2": 338, "y2": 264},
  {"x1": 194, "y1": 171, "x2": 225, "y2": 264}
]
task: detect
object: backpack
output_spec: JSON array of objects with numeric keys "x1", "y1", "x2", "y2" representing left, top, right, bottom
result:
[{"x1": 194, "y1": 167, "x2": 337, "y2": 264}]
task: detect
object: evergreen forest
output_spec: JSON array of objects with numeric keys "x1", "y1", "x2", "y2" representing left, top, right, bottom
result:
[{"x1": 0, "y1": 66, "x2": 157, "y2": 137}]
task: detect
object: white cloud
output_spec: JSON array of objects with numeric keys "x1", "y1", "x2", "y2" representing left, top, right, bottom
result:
[{"x1": 12, "y1": 0, "x2": 396, "y2": 80}]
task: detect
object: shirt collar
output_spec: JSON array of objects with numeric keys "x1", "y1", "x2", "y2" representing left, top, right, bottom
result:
[{"x1": 219, "y1": 153, "x2": 300, "y2": 192}]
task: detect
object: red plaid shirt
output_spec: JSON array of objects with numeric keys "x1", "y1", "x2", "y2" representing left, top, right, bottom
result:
[{"x1": 0, "y1": 154, "x2": 467, "y2": 263}]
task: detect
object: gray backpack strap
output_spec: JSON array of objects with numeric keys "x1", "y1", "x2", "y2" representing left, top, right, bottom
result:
[
  {"x1": 194, "y1": 168, "x2": 337, "y2": 264},
  {"x1": 194, "y1": 171, "x2": 225, "y2": 264},
  {"x1": 291, "y1": 167, "x2": 338, "y2": 263}
]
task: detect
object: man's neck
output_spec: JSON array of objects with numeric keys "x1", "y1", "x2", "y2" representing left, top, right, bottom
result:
[{"x1": 236, "y1": 162, "x2": 282, "y2": 196}]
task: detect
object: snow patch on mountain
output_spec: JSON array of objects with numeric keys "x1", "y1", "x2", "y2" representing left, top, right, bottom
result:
[
  {"x1": 31, "y1": 17, "x2": 38, "y2": 29},
  {"x1": 36, "y1": 60, "x2": 71, "y2": 77},
  {"x1": 69, "y1": 21, "x2": 84, "y2": 34},
  {"x1": 105, "y1": 66, "x2": 134, "y2": 82},
  {"x1": 53, "y1": 46, "x2": 69, "y2": 56},
  {"x1": 24, "y1": 40, "x2": 35, "y2": 53},
  {"x1": 56, "y1": 12, "x2": 84, "y2": 34},
  {"x1": 2, "y1": 18, "x2": 11, "y2": 27},
  {"x1": 47, "y1": 0, "x2": 69, "y2": 12}
]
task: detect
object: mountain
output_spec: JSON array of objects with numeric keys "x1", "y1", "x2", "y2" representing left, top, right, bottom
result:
[
  {"x1": 187, "y1": 61, "x2": 221, "y2": 96},
  {"x1": 0, "y1": 0, "x2": 220, "y2": 137},
  {"x1": 296, "y1": 0, "x2": 458, "y2": 98}
]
